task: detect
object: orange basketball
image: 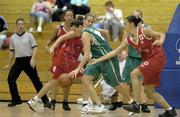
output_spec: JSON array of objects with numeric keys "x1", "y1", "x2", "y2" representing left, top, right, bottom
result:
[{"x1": 59, "y1": 76, "x2": 73, "y2": 88}]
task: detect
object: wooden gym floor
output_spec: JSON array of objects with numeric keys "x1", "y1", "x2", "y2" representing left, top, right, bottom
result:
[{"x1": 0, "y1": 102, "x2": 179, "y2": 117}]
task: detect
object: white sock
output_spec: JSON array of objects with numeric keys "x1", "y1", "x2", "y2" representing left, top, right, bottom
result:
[
  {"x1": 128, "y1": 99, "x2": 134, "y2": 104},
  {"x1": 166, "y1": 107, "x2": 172, "y2": 110},
  {"x1": 82, "y1": 101, "x2": 89, "y2": 104},
  {"x1": 34, "y1": 95, "x2": 41, "y2": 101},
  {"x1": 48, "y1": 97, "x2": 52, "y2": 102}
]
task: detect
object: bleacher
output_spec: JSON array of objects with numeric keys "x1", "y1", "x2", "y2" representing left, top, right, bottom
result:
[{"x1": 0, "y1": 0, "x2": 179, "y2": 102}]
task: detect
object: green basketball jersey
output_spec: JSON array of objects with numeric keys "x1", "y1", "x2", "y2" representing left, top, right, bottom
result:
[
  {"x1": 128, "y1": 45, "x2": 141, "y2": 58},
  {"x1": 83, "y1": 27, "x2": 122, "y2": 87},
  {"x1": 83, "y1": 27, "x2": 113, "y2": 58}
]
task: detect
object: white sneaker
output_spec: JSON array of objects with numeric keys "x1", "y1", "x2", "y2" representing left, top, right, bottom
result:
[
  {"x1": 37, "y1": 26, "x2": 42, "y2": 32},
  {"x1": 27, "y1": 99, "x2": 44, "y2": 112},
  {"x1": 81, "y1": 102, "x2": 93, "y2": 114},
  {"x1": 88, "y1": 104, "x2": 106, "y2": 114}
]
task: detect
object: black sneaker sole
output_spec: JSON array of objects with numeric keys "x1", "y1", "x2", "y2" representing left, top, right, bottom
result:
[
  {"x1": 62, "y1": 107, "x2": 71, "y2": 111},
  {"x1": 141, "y1": 110, "x2": 151, "y2": 113},
  {"x1": 159, "y1": 115, "x2": 177, "y2": 117},
  {"x1": 123, "y1": 106, "x2": 140, "y2": 113},
  {"x1": 109, "y1": 107, "x2": 117, "y2": 111},
  {"x1": 8, "y1": 103, "x2": 22, "y2": 107}
]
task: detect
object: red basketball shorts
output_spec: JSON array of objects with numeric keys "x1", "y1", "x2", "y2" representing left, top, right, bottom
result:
[
  {"x1": 138, "y1": 55, "x2": 166, "y2": 87},
  {"x1": 49, "y1": 61, "x2": 83, "y2": 79}
]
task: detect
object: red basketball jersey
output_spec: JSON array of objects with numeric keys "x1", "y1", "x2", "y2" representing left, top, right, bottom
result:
[
  {"x1": 52, "y1": 26, "x2": 66, "y2": 64},
  {"x1": 52, "y1": 26, "x2": 83, "y2": 67},
  {"x1": 127, "y1": 27, "x2": 165, "y2": 61}
]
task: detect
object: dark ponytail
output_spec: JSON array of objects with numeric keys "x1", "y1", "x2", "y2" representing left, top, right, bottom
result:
[
  {"x1": 126, "y1": 15, "x2": 143, "y2": 27},
  {"x1": 76, "y1": 15, "x2": 84, "y2": 21},
  {"x1": 71, "y1": 16, "x2": 84, "y2": 27}
]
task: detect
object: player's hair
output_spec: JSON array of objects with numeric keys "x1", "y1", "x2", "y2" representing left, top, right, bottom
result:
[
  {"x1": 16, "y1": 18, "x2": 25, "y2": 25},
  {"x1": 104, "y1": 1, "x2": 114, "y2": 7},
  {"x1": 134, "y1": 10, "x2": 143, "y2": 18},
  {"x1": 64, "y1": 9, "x2": 74, "y2": 16},
  {"x1": 71, "y1": 16, "x2": 84, "y2": 27},
  {"x1": 76, "y1": 15, "x2": 84, "y2": 21},
  {"x1": 126, "y1": 15, "x2": 143, "y2": 27},
  {"x1": 85, "y1": 13, "x2": 96, "y2": 20}
]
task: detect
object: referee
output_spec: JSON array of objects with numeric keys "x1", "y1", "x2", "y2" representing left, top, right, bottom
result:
[{"x1": 3, "y1": 18, "x2": 50, "y2": 107}]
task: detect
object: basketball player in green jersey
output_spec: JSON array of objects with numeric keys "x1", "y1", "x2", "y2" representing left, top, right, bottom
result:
[{"x1": 68, "y1": 14, "x2": 133, "y2": 114}]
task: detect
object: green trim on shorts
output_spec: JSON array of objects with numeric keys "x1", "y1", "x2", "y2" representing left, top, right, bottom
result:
[
  {"x1": 84, "y1": 57, "x2": 123, "y2": 87},
  {"x1": 121, "y1": 56, "x2": 143, "y2": 84}
]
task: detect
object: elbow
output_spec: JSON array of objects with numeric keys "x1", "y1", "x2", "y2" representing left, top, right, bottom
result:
[
  {"x1": 86, "y1": 54, "x2": 91, "y2": 60},
  {"x1": 162, "y1": 34, "x2": 165, "y2": 39},
  {"x1": 84, "y1": 54, "x2": 91, "y2": 61},
  {"x1": 160, "y1": 33, "x2": 165, "y2": 41}
]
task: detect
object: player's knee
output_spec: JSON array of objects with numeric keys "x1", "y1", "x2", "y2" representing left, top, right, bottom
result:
[
  {"x1": 144, "y1": 87, "x2": 154, "y2": 99},
  {"x1": 130, "y1": 71, "x2": 137, "y2": 81},
  {"x1": 59, "y1": 81, "x2": 72, "y2": 88},
  {"x1": 81, "y1": 77, "x2": 91, "y2": 85},
  {"x1": 58, "y1": 78, "x2": 72, "y2": 88},
  {"x1": 130, "y1": 70, "x2": 137, "y2": 77}
]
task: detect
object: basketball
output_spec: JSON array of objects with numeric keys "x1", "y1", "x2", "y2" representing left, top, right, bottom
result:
[{"x1": 58, "y1": 75, "x2": 73, "y2": 88}]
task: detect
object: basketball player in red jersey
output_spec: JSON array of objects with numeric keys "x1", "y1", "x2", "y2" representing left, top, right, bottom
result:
[
  {"x1": 27, "y1": 11, "x2": 88, "y2": 112},
  {"x1": 90, "y1": 15, "x2": 177, "y2": 117},
  {"x1": 45, "y1": 9, "x2": 75, "y2": 111}
]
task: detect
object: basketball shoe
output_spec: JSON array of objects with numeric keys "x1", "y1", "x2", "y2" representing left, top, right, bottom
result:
[{"x1": 27, "y1": 98, "x2": 44, "y2": 112}]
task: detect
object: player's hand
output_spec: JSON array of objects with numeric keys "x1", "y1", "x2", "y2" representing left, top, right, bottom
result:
[
  {"x1": 68, "y1": 68, "x2": 84, "y2": 79},
  {"x1": 152, "y1": 40, "x2": 163, "y2": 46},
  {"x1": 68, "y1": 69, "x2": 79, "y2": 79},
  {"x1": 88, "y1": 59, "x2": 98, "y2": 65},
  {"x1": 80, "y1": 68, "x2": 84, "y2": 73},
  {"x1": 49, "y1": 47, "x2": 54, "y2": 53},
  {"x1": 45, "y1": 46, "x2": 50, "y2": 53}
]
